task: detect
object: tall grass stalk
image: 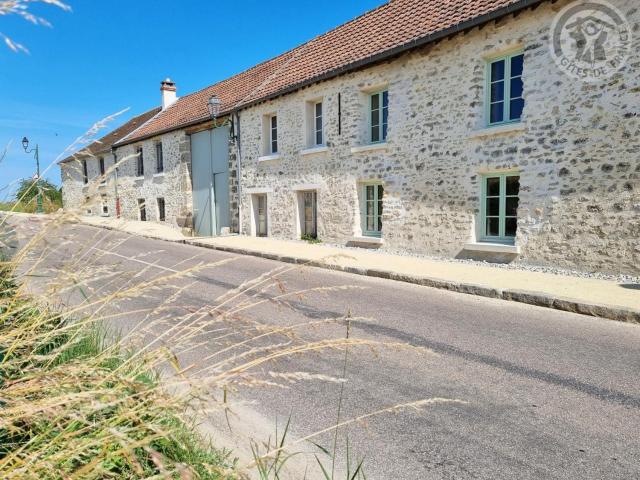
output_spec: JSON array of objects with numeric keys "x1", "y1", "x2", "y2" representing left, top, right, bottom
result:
[{"x1": 0, "y1": 113, "x2": 461, "y2": 478}]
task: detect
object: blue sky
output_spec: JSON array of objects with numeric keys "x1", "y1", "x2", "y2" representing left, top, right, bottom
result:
[{"x1": 0, "y1": 0, "x2": 383, "y2": 199}]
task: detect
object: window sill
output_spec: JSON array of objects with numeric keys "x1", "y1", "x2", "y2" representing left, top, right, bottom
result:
[
  {"x1": 469, "y1": 123, "x2": 525, "y2": 138},
  {"x1": 258, "y1": 153, "x2": 282, "y2": 163},
  {"x1": 349, "y1": 235, "x2": 384, "y2": 245},
  {"x1": 300, "y1": 146, "x2": 328, "y2": 156},
  {"x1": 350, "y1": 142, "x2": 388, "y2": 154},
  {"x1": 463, "y1": 242, "x2": 520, "y2": 254},
  {"x1": 153, "y1": 172, "x2": 165, "y2": 178},
  {"x1": 135, "y1": 176, "x2": 144, "y2": 181}
]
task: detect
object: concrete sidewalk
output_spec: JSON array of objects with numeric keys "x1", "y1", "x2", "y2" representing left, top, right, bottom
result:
[{"x1": 77, "y1": 215, "x2": 639, "y2": 323}]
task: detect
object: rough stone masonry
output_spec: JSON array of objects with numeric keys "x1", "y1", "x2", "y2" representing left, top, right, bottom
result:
[{"x1": 61, "y1": 0, "x2": 639, "y2": 276}]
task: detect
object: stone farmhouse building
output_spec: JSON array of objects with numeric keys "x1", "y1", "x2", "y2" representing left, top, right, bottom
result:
[{"x1": 60, "y1": 0, "x2": 640, "y2": 276}]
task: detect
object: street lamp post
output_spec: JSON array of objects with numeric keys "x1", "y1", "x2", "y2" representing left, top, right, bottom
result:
[{"x1": 21, "y1": 136, "x2": 43, "y2": 214}]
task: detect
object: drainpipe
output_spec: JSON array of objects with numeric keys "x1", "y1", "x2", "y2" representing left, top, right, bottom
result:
[{"x1": 234, "y1": 110, "x2": 243, "y2": 235}]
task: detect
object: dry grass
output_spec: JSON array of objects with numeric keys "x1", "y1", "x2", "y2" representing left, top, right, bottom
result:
[
  {"x1": 0, "y1": 115, "x2": 463, "y2": 479},
  {"x1": 0, "y1": 0, "x2": 71, "y2": 53}
]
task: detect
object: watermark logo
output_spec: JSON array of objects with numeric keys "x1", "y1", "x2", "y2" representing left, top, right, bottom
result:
[{"x1": 550, "y1": 0, "x2": 631, "y2": 82}]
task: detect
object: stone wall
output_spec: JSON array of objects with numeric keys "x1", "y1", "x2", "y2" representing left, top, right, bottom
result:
[
  {"x1": 237, "y1": 0, "x2": 639, "y2": 275},
  {"x1": 60, "y1": 152, "x2": 118, "y2": 217},
  {"x1": 61, "y1": 121, "x2": 246, "y2": 235},
  {"x1": 112, "y1": 130, "x2": 193, "y2": 228}
]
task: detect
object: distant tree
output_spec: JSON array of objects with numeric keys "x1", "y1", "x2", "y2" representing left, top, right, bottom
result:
[{"x1": 15, "y1": 178, "x2": 61, "y2": 206}]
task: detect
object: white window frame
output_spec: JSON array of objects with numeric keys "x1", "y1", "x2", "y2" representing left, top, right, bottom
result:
[
  {"x1": 313, "y1": 101, "x2": 323, "y2": 147},
  {"x1": 480, "y1": 173, "x2": 520, "y2": 243},
  {"x1": 369, "y1": 90, "x2": 388, "y2": 144},
  {"x1": 360, "y1": 182, "x2": 384, "y2": 237},
  {"x1": 269, "y1": 115, "x2": 278, "y2": 154}
]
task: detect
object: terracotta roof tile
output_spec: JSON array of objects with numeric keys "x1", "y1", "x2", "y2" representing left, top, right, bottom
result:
[
  {"x1": 60, "y1": 107, "x2": 161, "y2": 163},
  {"x1": 119, "y1": 0, "x2": 541, "y2": 145}
]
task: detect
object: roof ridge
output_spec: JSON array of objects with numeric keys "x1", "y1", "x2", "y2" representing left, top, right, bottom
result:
[
  {"x1": 113, "y1": 105, "x2": 164, "y2": 146},
  {"x1": 149, "y1": 1, "x2": 393, "y2": 110},
  {"x1": 59, "y1": 106, "x2": 161, "y2": 163},
  {"x1": 118, "y1": 0, "x2": 543, "y2": 145}
]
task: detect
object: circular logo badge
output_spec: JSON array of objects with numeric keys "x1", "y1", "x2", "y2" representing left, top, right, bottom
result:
[{"x1": 550, "y1": 0, "x2": 631, "y2": 82}]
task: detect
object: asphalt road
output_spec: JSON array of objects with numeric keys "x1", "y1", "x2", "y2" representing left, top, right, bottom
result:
[{"x1": 3, "y1": 215, "x2": 640, "y2": 480}]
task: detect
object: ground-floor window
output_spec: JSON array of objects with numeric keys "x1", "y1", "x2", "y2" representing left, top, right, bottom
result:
[
  {"x1": 362, "y1": 183, "x2": 383, "y2": 237},
  {"x1": 138, "y1": 198, "x2": 147, "y2": 222},
  {"x1": 481, "y1": 173, "x2": 520, "y2": 242},
  {"x1": 252, "y1": 194, "x2": 268, "y2": 237},
  {"x1": 101, "y1": 195, "x2": 109, "y2": 216},
  {"x1": 300, "y1": 190, "x2": 317, "y2": 239},
  {"x1": 157, "y1": 197, "x2": 166, "y2": 222}
]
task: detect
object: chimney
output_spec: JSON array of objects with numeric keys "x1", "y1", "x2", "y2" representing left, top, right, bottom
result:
[{"x1": 160, "y1": 78, "x2": 177, "y2": 109}]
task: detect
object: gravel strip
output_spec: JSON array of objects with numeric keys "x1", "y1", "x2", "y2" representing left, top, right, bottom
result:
[{"x1": 306, "y1": 241, "x2": 640, "y2": 285}]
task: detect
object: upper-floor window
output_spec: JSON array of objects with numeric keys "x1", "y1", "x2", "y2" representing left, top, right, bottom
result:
[
  {"x1": 155, "y1": 142, "x2": 164, "y2": 173},
  {"x1": 99, "y1": 157, "x2": 106, "y2": 183},
  {"x1": 270, "y1": 115, "x2": 278, "y2": 154},
  {"x1": 136, "y1": 147, "x2": 144, "y2": 177},
  {"x1": 487, "y1": 52, "x2": 524, "y2": 126},
  {"x1": 82, "y1": 159, "x2": 88, "y2": 184},
  {"x1": 369, "y1": 90, "x2": 388, "y2": 144},
  {"x1": 481, "y1": 173, "x2": 520, "y2": 242},
  {"x1": 314, "y1": 102, "x2": 323, "y2": 146}
]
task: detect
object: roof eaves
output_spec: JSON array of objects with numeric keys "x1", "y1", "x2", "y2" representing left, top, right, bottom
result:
[
  {"x1": 114, "y1": 115, "x2": 213, "y2": 146},
  {"x1": 228, "y1": 0, "x2": 547, "y2": 113},
  {"x1": 112, "y1": 106, "x2": 165, "y2": 148},
  {"x1": 112, "y1": 0, "x2": 547, "y2": 143},
  {"x1": 57, "y1": 144, "x2": 109, "y2": 165}
]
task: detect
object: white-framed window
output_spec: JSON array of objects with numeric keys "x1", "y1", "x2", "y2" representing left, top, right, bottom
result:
[
  {"x1": 270, "y1": 115, "x2": 278, "y2": 154},
  {"x1": 313, "y1": 102, "x2": 323, "y2": 146},
  {"x1": 155, "y1": 142, "x2": 164, "y2": 173},
  {"x1": 252, "y1": 194, "x2": 268, "y2": 237},
  {"x1": 480, "y1": 173, "x2": 520, "y2": 242},
  {"x1": 261, "y1": 114, "x2": 279, "y2": 156},
  {"x1": 269, "y1": 115, "x2": 278, "y2": 154},
  {"x1": 486, "y1": 52, "x2": 524, "y2": 126},
  {"x1": 369, "y1": 90, "x2": 388, "y2": 144},
  {"x1": 361, "y1": 183, "x2": 384, "y2": 237}
]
